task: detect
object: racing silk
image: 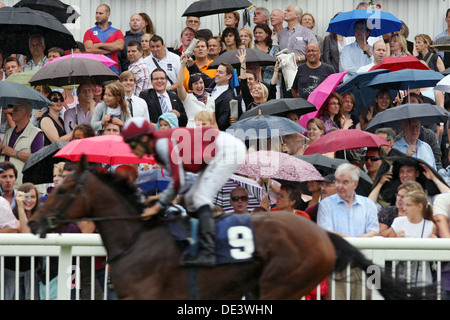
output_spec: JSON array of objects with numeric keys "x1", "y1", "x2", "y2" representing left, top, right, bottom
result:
[{"x1": 151, "y1": 127, "x2": 219, "y2": 206}]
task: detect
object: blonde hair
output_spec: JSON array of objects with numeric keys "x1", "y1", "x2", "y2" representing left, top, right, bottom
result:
[
  {"x1": 194, "y1": 110, "x2": 213, "y2": 123},
  {"x1": 53, "y1": 162, "x2": 65, "y2": 174},
  {"x1": 251, "y1": 82, "x2": 269, "y2": 102},
  {"x1": 239, "y1": 27, "x2": 254, "y2": 49},
  {"x1": 390, "y1": 33, "x2": 409, "y2": 55}
]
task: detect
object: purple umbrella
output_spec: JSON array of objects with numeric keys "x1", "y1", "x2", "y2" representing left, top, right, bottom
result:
[{"x1": 235, "y1": 150, "x2": 323, "y2": 183}]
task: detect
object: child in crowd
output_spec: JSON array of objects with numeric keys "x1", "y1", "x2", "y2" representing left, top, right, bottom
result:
[
  {"x1": 156, "y1": 113, "x2": 179, "y2": 130},
  {"x1": 194, "y1": 110, "x2": 214, "y2": 128}
]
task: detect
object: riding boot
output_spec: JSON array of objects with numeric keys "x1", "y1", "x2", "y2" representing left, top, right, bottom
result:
[{"x1": 181, "y1": 205, "x2": 216, "y2": 267}]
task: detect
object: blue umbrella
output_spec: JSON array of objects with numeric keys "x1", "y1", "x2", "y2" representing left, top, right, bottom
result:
[
  {"x1": 327, "y1": 9, "x2": 403, "y2": 37},
  {"x1": 336, "y1": 69, "x2": 391, "y2": 116},
  {"x1": 366, "y1": 69, "x2": 445, "y2": 91},
  {"x1": 0, "y1": 81, "x2": 52, "y2": 109},
  {"x1": 226, "y1": 115, "x2": 306, "y2": 140}
]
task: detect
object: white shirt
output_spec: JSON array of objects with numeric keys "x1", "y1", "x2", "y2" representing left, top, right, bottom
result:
[
  {"x1": 210, "y1": 85, "x2": 229, "y2": 101},
  {"x1": 126, "y1": 95, "x2": 150, "y2": 121},
  {"x1": 144, "y1": 50, "x2": 181, "y2": 88},
  {"x1": 340, "y1": 42, "x2": 373, "y2": 81},
  {"x1": 0, "y1": 196, "x2": 17, "y2": 230}
]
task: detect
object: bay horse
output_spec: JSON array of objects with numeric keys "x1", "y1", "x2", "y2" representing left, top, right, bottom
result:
[{"x1": 29, "y1": 158, "x2": 435, "y2": 300}]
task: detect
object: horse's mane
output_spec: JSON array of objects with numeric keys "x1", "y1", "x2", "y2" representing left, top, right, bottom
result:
[{"x1": 91, "y1": 168, "x2": 145, "y2": 215}]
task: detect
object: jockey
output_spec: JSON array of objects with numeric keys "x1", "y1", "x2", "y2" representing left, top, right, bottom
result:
[{"x1": 122, "y1": 117, "x2": 247, "y2": 267}]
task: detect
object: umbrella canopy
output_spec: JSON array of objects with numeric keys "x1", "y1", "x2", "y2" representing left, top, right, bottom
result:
[
  {"x1": 227, "y1": 114, "x2": 306, "y2": 140},
  {"x1": 213, "y1": 175, "x2": 263, "y2": 213},
  {"x1": 326, "y1": 9, "x2": 402, "y2": 37},
  {"x1": 235, "y1": 150, "x2": 323, "y2": 182},
  {"x1": 364, "y1": 103, "x2": 450, "y2": 132},
  {"x1": 239, "y1": 98, "x2": 316, "y2": 120},
  {"x1": 29, "y1": 57, "x2": 119, "y2": 87},
  {"x1": 303, "y1": 129, "x2": 390, "y2": 155},
  {"x1": 208, "y1": 49, "x2": 276, "y2": 69},
  {"x1": 53, "y1": 135, "x2": 156, "y2": 166},
  {"x1": 366, "y1": 68, "x2": 444, "y2": 91},
  {"x1": 335, "y1": 69, "x2": 391, "y2": 116},
  {"x1": 300, "y1": 72, "x2": 347, "y2": 128},
  {"x1": 5, "y1": 69, "x2": 76, "y2": 89},
  {"x1": 0, "y1": 7, "x2": 77, "y2": 55},
  {"x1": 431, "y1": 36, "x2": 450, "y2": 53},
  {"x1": 0, "y1": 81, "x2": 53, "y2": 109},
  {"x1": 434, "y1": 74, "x2": 450, "y2": 93},
  {"x1": 369, "y1": 56, "x2": 431, "y2": 72},
  {"x1": 44, "y1": 53, "x2": 116, "y2": 68},
  {"x1": 182, "y1": 0, "x2": 252, "y2": 17},
  {"x1": 22, "y1": 141, "x2": 68, "y2": 184},
  {"x1": 13, "y1": 0, "x2": 80, "y2": 24}
]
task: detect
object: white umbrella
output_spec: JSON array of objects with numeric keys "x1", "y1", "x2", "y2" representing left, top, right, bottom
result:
[{"x1": 434, "y1": 74, "x2": 450, "y2": 93}]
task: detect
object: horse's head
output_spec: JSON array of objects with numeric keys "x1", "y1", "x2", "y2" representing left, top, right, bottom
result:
[{"x1": 29, "y1": 155, "x2": 91, "y2": 238}]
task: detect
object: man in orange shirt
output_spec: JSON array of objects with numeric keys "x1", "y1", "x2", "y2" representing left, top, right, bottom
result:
[{"x1": 182, "y1": 38, "x2": 217, "y2": 91}]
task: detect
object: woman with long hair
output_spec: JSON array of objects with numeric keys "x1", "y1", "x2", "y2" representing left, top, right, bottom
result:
[
  {"x1": 139, "y1": 12, "x2": 155, "y2": 35},
  {"x1": 91, "y1": 81, "x2": 131, "y2": 134},
  {"x1": 141, "y1": 33, "x2": 153, "y2": 59},
  {"x1": 253, "y1": 23, "x2": 280, "y2": 84},
  {"x1": 390, "y1": 33, "x2": 411, "y2": 57},
  {"x1": 318, "y1": 92, "x2": 352, "y2": 133},
  {"x1": 359, "y1": 89, "x2": 394, "y2": 130},
  {"x1": 224, "y1": 11, "x2": 240, "y2": 29},
  {"x1": 414, "y1": 34, "x2": 445, "y2": 72},
  {"x1": 239, "y1": 28, "x2": 254, "y2": 49},
  {"x1": 341, "y1": 92, "x2": 361, "y2": 130},
  {"x1": 41, "y1": 91, "x2": 74, "y2": 145}
]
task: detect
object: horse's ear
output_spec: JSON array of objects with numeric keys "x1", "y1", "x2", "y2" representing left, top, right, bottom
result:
[{"x1": 77, "y1": 154, "x2": 88, "y2": 173}]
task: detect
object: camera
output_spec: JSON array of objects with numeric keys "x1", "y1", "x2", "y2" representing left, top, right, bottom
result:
[{"x1": 24, "y1": 193, "x2": 31, "y2": 200}]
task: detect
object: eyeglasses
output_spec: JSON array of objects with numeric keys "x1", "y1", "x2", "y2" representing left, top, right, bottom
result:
[
  {"x1": 231, "y1": 196, "x2": 249, "y2": 202},
  {"x1": 51, "y1": 98, "x2": 64, "y2": 102},
  {"x1": 364, "y1": 156, "x2": 382, "y2": 162}
]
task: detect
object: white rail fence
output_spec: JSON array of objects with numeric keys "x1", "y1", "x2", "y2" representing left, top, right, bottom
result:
[{"x1": 0, "y1": 234, "x2": 450, "y2": 300}]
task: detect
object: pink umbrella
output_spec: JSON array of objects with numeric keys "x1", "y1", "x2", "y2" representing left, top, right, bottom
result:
[
  {"x1": 44, "y1": 53, "x2": 116, "y2": 68},
  {"x1": 235, "y1": 150, "x2": 323, "y2": 183},
  {"x1": 299, "y1": 72, "x2": 347, "y2": 128}
]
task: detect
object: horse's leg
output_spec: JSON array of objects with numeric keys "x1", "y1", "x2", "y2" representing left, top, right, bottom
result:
[{"x1": 253, "y1": 214, "x2": 336, "y2": 300}]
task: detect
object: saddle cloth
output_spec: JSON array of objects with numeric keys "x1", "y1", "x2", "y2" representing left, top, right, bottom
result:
[{"x1": 168, "y1": 212, "x2": 255, "y2": 265}]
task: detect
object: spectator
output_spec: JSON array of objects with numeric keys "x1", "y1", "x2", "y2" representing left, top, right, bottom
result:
[
  {"x1": 119, "y1": 13, "x2": 146, "y2": 73},
  {"x1": 322, "y1": 13, "x2": 345, "y2": 73},
  {"x1": 291, "y1": 43, "x2": 335, "y2": 100},
  {"x1": 254, "y1": 7, "x2": 269, "y2": 25},
  {"x1": 139, "y1": 13, "x2": 155, "y2": 35},
  {"x1": 207, "y1": 37, "x2": 221, "y2": 61},
  {"x1": 119, "y1": 71, "x2": 150, "y2": 121},
  {"x1": 239, "y1": 28, "x2": 254, "y2": 49},
  {"x1": 144, "y1": 35, "x2": 181, "y2": 92},
  {"x1": 175, "y1": 27, "x2": 196, "y2": 56},
  {"x1": 0, "y1": 100, "x2": 44, "y2": 187},
  {"x1": 415, "y1": 34, "x2": 445, "y2": 72},
  {"x1": 318, "y1": 92, "x2": 352, "y2": 133},
  {"x1": 317, "y1": 163, "x2": 378, "y2": 299},
  {"x1": 194, "y1": 110, "x2": 215, "y2": 128},
  {"x1": 22, "y1": 35, "x2": 48, "y2": 72},
  {"x1": 269, "y1": 9, "x2": 284, "y2": 46},
  {"x1": 341, "y1": 92, "x2": 360, "y2": 130},
  {"x1": 305, "y1": 173, "x2": 337, "y2": 222},
  {"x1": 230, "y1": 187, "x2": 251, "y2": 214},
  {"x1": 375, "y1": 127, "x2": 396, "y2": 154},
  {"x1": 91, "y1": 81, "x2": 131, "y2": 134},
  {"x1": 83, "y1": 4, "x2": 125, "y2": 74},
  {"x1": 72, "y1": 123, "x2": 96, "y2": 140},
  {"x1": 141, "y1": 33, "x2": 152, "y2": 59},
  {"x1": 359, "y1": 89, "x2": 394, "y2": 131},
  {"x1": 40, "y1": 91, "x2": 74, "y2": 145},
  {"x1": 390, "y1": 33, "x2": 411, "y2": 57},
  {"x1": 364, "y1": 147, "x2": 384, "y2": 181},
  {"x1": 64, "y1": 82, "x2": 96, "y2": 133},
  {"x1": 156, "y1": 113, "x2": 179, "y2": 130},
  {"x1": 0, "y1": 162, "x2": 18, "y2": 209},
  {"x1": 339, "y1": 20, "x2": 373, "y2": 81},
  {"x1": 377, "y1": 181, "x2": 424, "y2": 237},
  {"x1": 266, "y1": 182, "x2": 310, "y2": 219},
  {"x1": 224, "y1": 11, "x2": 240, "y2": 29},
  {"x1": 221, "y1": 27, "x2": 241, "y2": 52},
  {"x1": 300, "y1": 13, "x2": 323, "y2": 51},
  {"x1": 126, "y1": 40, "x2": 151, "y2": 96},
  {"x1": 393, "y1": 118, "x2": 437, "y2": 170},
  {"x1": 139, "y1": 68, "x2": 188, "y2": 127},
  {"x1": 357, "y1": 40, "x2": 388, "y2": 73},
  {"x1": 4, "y1": 56, "x2": 22, "y2": 77},
  {"x1": 253, "y1": 23, "x2": 280, "y2": 85}
]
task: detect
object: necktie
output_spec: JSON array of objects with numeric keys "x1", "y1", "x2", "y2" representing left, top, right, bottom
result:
[
  {"x1": 159, "y1": 95, "x2": 170, "y2": 114},
  {"x1": 127, "y1": 98, "x2": 133, "y2": 117}
]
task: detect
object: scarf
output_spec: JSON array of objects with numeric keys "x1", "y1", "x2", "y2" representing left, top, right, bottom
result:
[{"x1": 194, "y1": 92, "x2": 207, "y2": 104}]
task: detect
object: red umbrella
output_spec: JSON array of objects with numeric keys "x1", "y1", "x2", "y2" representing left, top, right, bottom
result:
[
  {"x1": 303, "y1": 129, "x2": 390, "y2": 155},
  {"x1": 54, "y1": 135, "x2": 155, "y2": 165},
  {"x1": 369, "y1": 56, "x2": 430, "y2": 72}
]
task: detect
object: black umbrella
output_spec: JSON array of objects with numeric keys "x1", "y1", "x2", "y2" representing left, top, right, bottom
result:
[
  {"x1": 294, "y1": 154, "x2": 373, "y2": 196},
  {"x1": 227, "y1": 114, "x2": 306, "y2": 140},
  {"x1": 13, "y1": 0, "x2": 80, "y2": 24},
  {"x1": 208, "y1": 49, "x2": 276, "y2": 69},
  {"x1": 182, "y1": 0, "x2": 252, "y2": 17},
  {"x1": 239, "y1": 98, "x2": 317, "y2": 120},
  {"x1": 365, "y1": 103, "x2": 450, "y2": 132},
  {"x1": 431, "y1": 36, "x2": 450, "y2": 53},
  {"x1": 22, "y1": 141, "x2": 69, "y2": 184},
  {"x1": 29, "y1": 57, "x2": 119, "y2": 87},
  {"x1": 0, "y1": 81, "x2": 52, "y2": 109},
  {"x1": 373, "y1": 148, "x2": 448, "y2": 206},
  {"x1": 0, "y1": 7, "x2": 77, "y2": 56}
]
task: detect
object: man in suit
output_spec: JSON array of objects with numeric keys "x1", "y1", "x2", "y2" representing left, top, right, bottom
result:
[
  {"x1": 186, "y1": 61, "x2": 237, "y2": 131},
  {"x1": 139, "y1": 68, "x2": 188, "y2": 127}
]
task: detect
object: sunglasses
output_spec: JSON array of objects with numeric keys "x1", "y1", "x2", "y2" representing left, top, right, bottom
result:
[
  {"x1": 51, "y1": 97, "x2": 64, "y2": 103},
  {"x1": 364, "y1": 156, "x2": 382, "y2": 162},
  {"x1": 231, "y1": 196, "x2": 249, "y2": 202}
]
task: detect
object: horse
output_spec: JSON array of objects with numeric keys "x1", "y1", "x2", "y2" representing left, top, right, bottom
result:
[{"x1": 29, "y1": 158, "x2": 436, "y2": 300}]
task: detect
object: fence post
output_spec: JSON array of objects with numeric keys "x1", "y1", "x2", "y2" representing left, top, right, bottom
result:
[{"x1": 57, "y1": 245, "x2": 73, "y2": 300}]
